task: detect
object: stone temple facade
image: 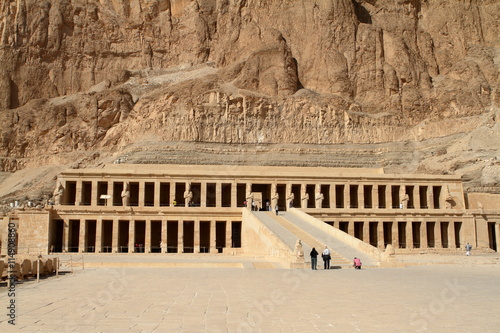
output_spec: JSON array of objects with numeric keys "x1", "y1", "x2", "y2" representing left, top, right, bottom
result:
[{"x1": 1, "y1": 164, "x2": 499, "y2": 266}]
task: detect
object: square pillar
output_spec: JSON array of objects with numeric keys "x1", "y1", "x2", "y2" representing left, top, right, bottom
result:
[
  {"x1": 413, "y1": 186, "x2": 420, "y2": 209},
  {"x1": 178, "y1": 220, "x2": 184, "y2": 253},
  {"x1": 194, "y1": 220, "x2": 200, "y2": 253},
  {"x1": 363, "y1": 221, "x2": 369, "y2": 243},
  {"x1": 392, "y1": 222, "x2": 398, "y2": 249},
  {"x1": 344, "y1": 185, "x2": 350, "y2": 208},
  {"x1": 75, "y1": 181, "x2": 82, "y2": 206},
  {"x1": 138, "y1": 182, "x2": 145, "y2": 207},
  {"x1": 210, "y1": 220, "x2": 217, "y2": 253},
  {"x1": 231, "y1": 183, "x2": 237, "y2": 208},
  {"x1": 358, "y1": 185, "x2": 365, "y2": 209},
  {"x1": 406, "y1": 221, "x2": 413, "y2": 250},
  {"x1": 79, "y1": 220, "x2": 85, "y2": 252},
  {"x1": 201, "y1": 182, "x2": 207, "y2": 207},
  {"x1": 226, "y1": 220, "x2": 232, "y2": 248},
  {"x1": 347, "y1": 220, "x2": 354, "y2": 237},
  {"x1": 448, "y1": 221, "x2": 456, "y2": 249},
  {"x1": 377, "y1": 221, "x2": 384, "y2": 250},
  {"x1": 145, "y1": 219, "x2": 151, "y2": 253},
  {"x1": 128, "y1": 220, "x2": 135, "y2": 253},
  {"x1": 420, "y1": 221, "x2": 428, "y2": 248},
  {"x1": 112, "y1": 219, "x2": 119, "y2": 253},
  {"x1": 216, "y1": 183, "x2": 222, "y2": 208},
  {"x1": 91, "y1": 180, "x2": 98, "y2": 207},
  {"x1": 107, "y1": 181, "x2": 114, "y2": 207},
  {"x1": 329, "y1": 183, "x2": 336, "y2": 209},
  {"x1": 154, "y1": 181, "x2": 161, "y2": 207},
  {"x1": 385, "y1": 185, "x2": 392, "y2": 209},
  {"x1": 95, "y1": 218, "x2": 102, "y2": 253},
  {"x1": 428, "y1": 186, "x2": 434, "y2": 209},
  {"x1": 373, "y1": 185, "x2": 379, "y2": 209},
  {"x1": 161, "y1": 220, "x2": 167, "y2": 252}
]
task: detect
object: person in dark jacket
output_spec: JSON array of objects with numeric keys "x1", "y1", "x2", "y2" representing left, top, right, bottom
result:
[{"x1": 310, "y1": 247, "x2": 319, "y2": 270}]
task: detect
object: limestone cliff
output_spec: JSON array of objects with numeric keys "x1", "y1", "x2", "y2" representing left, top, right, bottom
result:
[{"x1": 0, "y1": 0, "x2": 499, "y2": 200}]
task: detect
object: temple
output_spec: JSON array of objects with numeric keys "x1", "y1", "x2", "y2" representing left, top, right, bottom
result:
[{"x1": 1, "y1": 164, "x2": 499, "y2": 267}]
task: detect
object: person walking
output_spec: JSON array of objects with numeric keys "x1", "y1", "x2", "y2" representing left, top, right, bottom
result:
[
  {"x1": 310, "y1": 247, "x2": 318, "y2": 270},
  {"x1": 322, "y1": 246, "x2": 331, "y2": 270},
  {"x1": 465, "y1": 242, "x2": 472, "y2": 256}
]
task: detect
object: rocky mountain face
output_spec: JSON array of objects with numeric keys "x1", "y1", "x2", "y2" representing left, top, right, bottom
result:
[{"x1": 0, "y1": 0, "x2": 499, "y2": 200}]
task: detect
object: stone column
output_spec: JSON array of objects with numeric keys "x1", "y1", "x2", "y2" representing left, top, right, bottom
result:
[
  {"x1": 377, "y1": 221, "x2": 384, "y2": 250},
  {"x1": 344, "y1": 185, "x2": 350, "y2": 208},
  {"x1": 363, "y1": 221, "x2": 369, "y2": 243},
  {"x1": 91, "y1": 180, "x2": 98, "y2": 207},
  {"x1": 373, "y1": 185, "x2": 379, "y2": 209},
  {"x1": 170, "y1": 181, "x2": 176, "y2": 206},
  {"x1": 63, "y1": 219, "x2": 69, "y2": 252},
  {"x1": 145, "y1": 219, "x2": 151, "y2": 253},
  {"x1": 201, "y1": 182, "x2": 207, "y2": 207},
  {"x1": 138, "y1": 182, "x2": 145, "y2": 207},
  {"x1": 194, "y1": 220, "x2": 200, "y2": 253},
  {"x1": 358, "y1": 185, "x2": 365, "y2": 209},
  {"x1": 128, "y1": 220, "x2": 135, "y2": 253},
  {"x1": 406, "y1": 222, "x2": 413, "y2": 250},
  {"x1": 78, "y1": 220, "x2": 85, "y2": 253},
  {"x1": 161, "y1": 220, "x2": 167, "y2": 253},
  {"x1": 428, "y1": 186, "x2": 434, "y2": 209},
  {"x1": 231, "y1": 183, "x2": 237, "y2": 208},
  {"x1": 210, "y1": 220, "x2": 217, "y2": 253},
  {"x1": 75, "y1": 181, "x2": 82, "y2": 206},
  {"x1": 391, "y1": 222, "x2": 398, "y2": 249},
  {"x1": 216, "y1": 182, "x2": 222, "y2": 208},
  {"x1": 107, "y1": 182, "x2": 114, "y2": 207},
  {"x1": 154, "y1": 181, "x2": 161, "y2": 207},
  {"x1": 226, "y1": 220, "x2": 232, "y2": 248},
  {"x1": 329, "y1": 183, "x2": 336, "y2": 209},
  {"x1": 347, "y1": 220, "x2": 354, "y2": 237},
  {"x1": 95, "y1": 218, "x2": 102, "y2": 253},
  {"x1": 385, "y1": 185, "x2": 392, "y2": 209},
  {"x1": 413, "y1": 186, "x2": 420, "y2": 209},
  {"x1": 301, "y1": 183, "x2": 308, "y2": 209},
  {"x1": 112, "y1": 219, "x2": 119, "y2": 253},
  {"x1": 178, "y1": 220, "x2": 184, "y2": 253}
]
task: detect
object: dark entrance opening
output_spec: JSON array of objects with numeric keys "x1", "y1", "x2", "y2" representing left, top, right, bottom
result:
[
  {"x1": 167, "y1": 221, "x2": 178, "y2": 253},
  {"x1": 427, "y1": 222, "x2": 435, "y2": 248},
  {"x1": 183, "y1": 221, "x2": 194, "y2": 253},
  {"x1": 200, "y1": 221, "x2": 211, "y2": 253},
  {"x1": 134, "y1": 221, "x2": 145, "y2": 253},
  {"x1": 85, "y1": 220, "x2": 96, "y2": 252},
  {"x1": 207, "y1": 183, "x2": 216, "y2": 207},
  {"x1": 129, "y1": 182, "x2": 139, "y2": 206},
  {"x1": 383, "y1": 222, "x2": 393, "y2": 247},
  {"x1": 216, "y1": 221, "x2": 226, "y2": 253},
  {"x1": 378, "y1": 185, "x2": 386, "y2": 208},
  {"x1": 97, "y1": 182, "x2": 108, "y2": 206},
  {"x1": 363, "y1": 185, "x2": 373, "y2": 208},
  {"x1": 321, "y1": 185, "x2": 330, "y2": 208},
  {"x1": 291, "y1": 184, "x2": 301, "y2": 208},
  {"x1": 66, "y1": 181, "x2": 77, "y2": 205},
  {"x1": 221, "y1": 183, "x2": 232, "y2": 207},
  {"x1": 68, "y1": 220, "x2": 80, "y2": 252},
  {"x1": 113, "y1": 182, "x2": 124, "y2": 206},
  {"x1": 391, "y1": 185, "x2": 400, "y2": 208},
  {"x1": 354, "y1": 222, "x2": 363, "y2": 240},
  {"x1": 191, "y1": 183, "x2": 201, "y2": 206},
  {"x1": 160, "y1": 183, "x2": 170, "y2": 206},
  {"x1": 102, "y1": 220, "x2": 113, "y2": 253},
  {"x1": 50, "y1": 219, "x2": 64, "y2": 253},
  {"x1": 237, "y1": 184, "x2": 246, "y2": 207},
  {"x1": 433, "y1": 186, "x2": 441, "y2": 209},
  {"x1": 306, "y1": 185, "x2": 315, "y2": 208},
  {"x1": 144, "y1": 182, "x2": 155, "y2": 206},
  {"x1": 81, "y1": 181, "x2": 92, "y2": 206},
  {"x1": 441, "y1": 222, "x2": 449, "y2": 248},
  {"x1": 150, "y1": 221, "x2": 162, "y2": 253},
  {"x1": 406, "y1": 186, "x2": 415, "y2": 208},
  {"x1": 419, "y1": 186, "x2": 428, "y2": 209},
  {"x1": 488, "y1": 222, "x2": 497, "y2": 252},
  {"x1": 349, "y1": 185, "x2": 359, "y2": 208},
  {"x1": 369, "y1": 222, "x2": 378, "y2": 247},
  {"x1": 454, "y1": 222, "x2": 462, "y2": 248},
  {"x1": 277, "y1": 184, "x2": 287, "y2": 210},
  {"x1": 232, "y1": 221, "x2": 242, "y2": 248},
  {"x1": 175, "y1": 183, "x2": 186, "y2": 206},
  {"x1": 412, "y1": 222, "x2": 421, "y2": 248},
  {"x1": 118, "y1": 220, "x2": 129, "y2": 253},
  {"x1": 339, "y1": 221, "x2": 349, "y2": 233},
  {"x1": 398, "y1": 222, "x2": 406, "y2": 248}
]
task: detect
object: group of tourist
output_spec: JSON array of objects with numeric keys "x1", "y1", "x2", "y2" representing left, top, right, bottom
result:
[{"x1": 309, "y1": 246, "x2": 362, "y2": 270}]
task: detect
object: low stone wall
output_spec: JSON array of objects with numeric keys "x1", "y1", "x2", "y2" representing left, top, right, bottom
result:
[{"x1": 241, "y1": 208, "x2": 295, "y2": 267}]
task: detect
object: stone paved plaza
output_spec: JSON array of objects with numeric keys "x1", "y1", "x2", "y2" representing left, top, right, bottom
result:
[{"x1": 1, "y1": 255, "x2": 500, "y2": 333}]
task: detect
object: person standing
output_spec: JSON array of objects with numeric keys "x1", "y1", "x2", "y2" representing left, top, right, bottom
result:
[
  {"x1": 465, "y1": 242, "x2": 472, "y2": 256},
  {"x1": 310, "y1": 247, "x2": 318, "y2": 270},
  {"x1": 322, "y1": 246, "x2": 331, "y2": 270}
]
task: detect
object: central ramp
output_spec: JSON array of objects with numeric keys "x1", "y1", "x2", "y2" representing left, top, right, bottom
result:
[{"x1": 251, "y1": 210, "x2": 379, "y2": 268}]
